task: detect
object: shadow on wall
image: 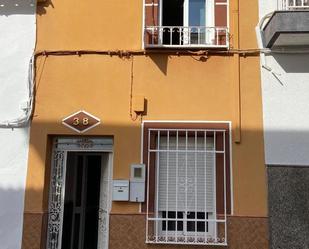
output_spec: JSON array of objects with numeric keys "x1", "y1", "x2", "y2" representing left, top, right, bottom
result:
[
  {"x1": 149, "y1": 54, "x2": 210, "y2": 76},
  {"x1": 149, "y1": 54, "x2": 169, "y2": 75},
  {"x1": 0, "y1": 0, "x2": 53, "y2": 15},
  {"x1": 0, "y1": 0, "x2": 36, "y2": 15},
  {"x1": 4, "y1": 120, "x2": 309, "y2": 248},
  {"x1": 37, "y1": 0, "x2": 53, "y2": 15},
  {"x1": 0, "y1": 187, "x2": 39, "y2": 249},
  {"x1": 273, "y1": 53, "x2": 309, "y2": 73},
  {"x1": 23, "y1": 120, "x2": 309, "y2": 216},
  {"x1": 0, "y1": 187, "x2": 50, "y2": 249}
]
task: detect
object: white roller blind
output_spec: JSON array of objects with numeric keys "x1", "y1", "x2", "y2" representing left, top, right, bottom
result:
[{"x1": 157, "y1": 135, "x2": 215, "y2": 212}]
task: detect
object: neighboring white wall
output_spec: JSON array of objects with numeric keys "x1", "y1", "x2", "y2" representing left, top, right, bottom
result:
[
  {"x1": 0, "y1": 1, "x2": 36, "y2": 248},
  {"x1": 259, "y1": 1, "x2": 309, "y2": 165},
  {"x1": 259, "y1": 0, "x2": 277, "y2": 18}
]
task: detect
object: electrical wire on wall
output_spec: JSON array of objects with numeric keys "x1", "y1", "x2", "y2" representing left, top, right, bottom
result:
[
  {"x1": 256, "y1": 12, "x2": 284, "y2": 85},
  {"x1": 0, "y1": 48, "x2": 274, "y2": 129},
  {"x1": 129, "y1": 55, "x2": 139, "y2": 122},
  {"x1": 0, "y1": 56, "x2": 35, "y2": 128},
  {"x1": 5, "y1": 46, "x2": 309, "y2": 129},
  {"x1": 129, "y1": 55, "x2": 146, "y2": 122}
]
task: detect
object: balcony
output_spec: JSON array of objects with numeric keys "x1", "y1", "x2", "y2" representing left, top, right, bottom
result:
[
  {"x1": 143, "y1": 0, "x2": 229, "y2": 49},
  {"x1": 262, "y1": 0, "x2": 309, "y2": 48},
  {"x1": 280, "y1": 0, "x2": 309, "y2": 9},
  {"x1": 144, "y1": 26, "x2": 229, "y2": 48}
]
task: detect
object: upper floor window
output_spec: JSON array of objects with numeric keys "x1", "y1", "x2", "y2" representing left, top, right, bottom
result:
[
  {"x1": 144, "y1": 0, "x2": 229, "y2": 48},
  {"x1": 144, "y1": 0, "x2": 228, "y2": 47}
]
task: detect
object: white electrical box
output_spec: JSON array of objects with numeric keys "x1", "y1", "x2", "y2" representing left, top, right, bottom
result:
[
  {"x1": 130, "y1": 164, "x2": 145, "y2": 202},
  {"x1": 112, "y1": 180, "x2": 129, "y2": 201}
]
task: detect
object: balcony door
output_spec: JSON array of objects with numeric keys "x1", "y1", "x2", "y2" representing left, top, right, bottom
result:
[
  {"x1": 161, "y1": 0, "x2": 184, "y2": 45},
  {"x1": 161, "y1": 0, "x2": 214, "y2": 45},
  {"x1": 183, "y1": 0, "x2": 215, "y2": 44}
]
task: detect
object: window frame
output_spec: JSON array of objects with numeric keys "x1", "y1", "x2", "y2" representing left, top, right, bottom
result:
[
  {"x1": 142, "y1": 0, "x2": 230, "y2": 48},
  {"x1": 142, "y1": 121, "x2": 232, "y2": 246}
]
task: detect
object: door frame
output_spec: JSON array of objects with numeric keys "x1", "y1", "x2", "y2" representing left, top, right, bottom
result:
[{"x1": 46, "y1": 137, "x2": 113, "y2": 249}]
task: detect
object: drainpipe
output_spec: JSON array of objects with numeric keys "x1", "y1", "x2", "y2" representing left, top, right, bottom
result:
[{"x1": 232, "y1": 0, "x2": 241, "y2": 143}]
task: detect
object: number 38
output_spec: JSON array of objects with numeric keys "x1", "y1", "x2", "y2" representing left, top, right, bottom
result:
[{"x1": 73, "y1": 117, "x2": 89, "y2": 126}]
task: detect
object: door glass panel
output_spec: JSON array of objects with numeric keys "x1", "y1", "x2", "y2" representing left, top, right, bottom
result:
[
  {"x1": 162, "y1": 0, "x2": 184, "y2": 45},
  {"x1": 189, "y1": 0, "x2": 206, "y2": 44},
  {"x1": 75, "y1": 156, "x2": 84, "y2": 207},
  {"x1": 86, "y1": 156, "x2": 102, "y2": 206},
  {"x1": 73, "y1": 214, "x2": 80, "y2": 249},
  {"x1": 84, "y1": 156, "x2": 102, "y2": 249},
  {"x1": 189, "y1": 0, "x2": 205, "y2": 26}
]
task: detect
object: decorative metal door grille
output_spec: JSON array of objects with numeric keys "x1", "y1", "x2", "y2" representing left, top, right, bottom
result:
[
  {"x1": 46, "y1": 137, "x2": 113, "y2": 249},
  {"x1": 47, "y1": 150, "x2": 66, "y2": 249},
  {"x1": 145, "y1": 128, "x2": 229, "y2": 246}
]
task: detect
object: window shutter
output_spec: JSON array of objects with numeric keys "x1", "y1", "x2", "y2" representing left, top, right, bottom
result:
[
  {"x1": 215, "y1": 0, "x2": 227, "y2": 26},
  {"x1": 215, "y1": 0, "x2": 228, "y2": 45},
  {"x1": 144, "y1": 0, "x2": 159, "y2": 46},
  {"x1": 158, "y1": 136, "x2": 215, "y2": 212}
]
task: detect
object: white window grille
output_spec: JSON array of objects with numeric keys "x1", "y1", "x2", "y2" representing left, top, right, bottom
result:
[{"x1": 145, "y1": 128, "x2": 229, "y2": 246}]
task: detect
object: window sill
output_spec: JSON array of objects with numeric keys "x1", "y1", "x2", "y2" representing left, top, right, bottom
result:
[{"x1": 146, "y1": 238, "x2": 227, "y2": 246}]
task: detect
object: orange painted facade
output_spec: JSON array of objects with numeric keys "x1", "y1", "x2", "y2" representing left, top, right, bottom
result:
[{"x1": 22, "y1": 0, "x2": 268, "y2": 248}]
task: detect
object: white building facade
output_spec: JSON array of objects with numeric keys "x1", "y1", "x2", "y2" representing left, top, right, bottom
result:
[
  {"x1": 0, "y1": 1, "x2": 36, "y2": 248},
  {"x1": 257, "y1": 1, "x2": 309, "y2": 248}
]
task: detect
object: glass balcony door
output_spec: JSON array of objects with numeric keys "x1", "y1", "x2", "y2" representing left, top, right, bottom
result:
[
  {"x1": 183, "y1": 0, "x2": 215, "y2": 45},
  {"x1": 159, "y1": 0, "x2": 215, "y2": 46}
]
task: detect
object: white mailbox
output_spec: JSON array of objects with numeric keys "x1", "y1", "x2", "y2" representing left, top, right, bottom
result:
[
  {"x1": 130, "y1": 164, "x2": 145, "y2": 202},
  {"x1": 112, "y1": 180, "x2": 129, "y2": 201}
]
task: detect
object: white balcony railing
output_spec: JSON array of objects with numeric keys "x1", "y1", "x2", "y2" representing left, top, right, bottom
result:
[
  {"x1": 279, "y1": 0, "x2": 309, "y2": 9},
  {"x1": 144, "y1": 26, "x2": 229, "y2": 48}
]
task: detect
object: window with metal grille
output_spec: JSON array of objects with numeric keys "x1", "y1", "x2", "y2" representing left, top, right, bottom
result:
[{"x1": 143, "y1": 122, "x2": 231, "y2": 246}]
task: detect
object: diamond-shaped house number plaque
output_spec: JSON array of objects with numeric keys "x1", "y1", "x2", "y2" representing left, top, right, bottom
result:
[{"x1": 62, "y1": 110, "x2": 100, "y2": 133}]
